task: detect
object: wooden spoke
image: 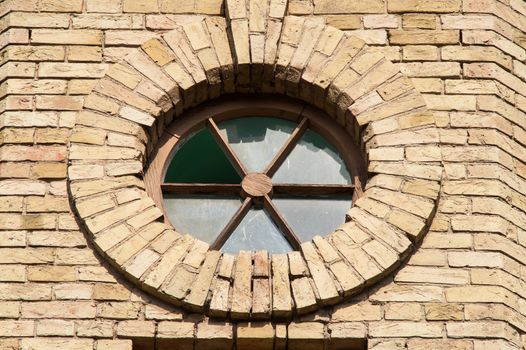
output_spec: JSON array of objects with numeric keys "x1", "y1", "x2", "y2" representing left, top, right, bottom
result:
[
  {"x1": 264, "y1": 117, "x2": 309, "y2": 177},
  {"x1": 207, "y1": 117, "x2": 248, "y2": 177},
  {"x1": 211, "y1": 197, "x2": 252, "y2": 250},
  {"x1": 273, "y1": 184, "x2": 355, "y2": 196},
  {"x1": 263, "y1": 195, "x2": 301, "y2": 250},
  {"x1": 161, "y1": 183, "x2": 242, "y2": 195}
]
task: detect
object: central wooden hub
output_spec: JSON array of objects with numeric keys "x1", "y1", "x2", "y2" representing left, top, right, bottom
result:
[{"x1": 242, "y1": 173, "x2": 273, "y2": 197}]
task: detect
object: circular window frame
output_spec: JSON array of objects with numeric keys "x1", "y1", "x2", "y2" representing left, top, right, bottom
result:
[
  {"x1": 145, "y1": 94, "x2": 367, "y2": 253},
  {"x1": 68, "y1": 17, "x2": 443, "y2": 320}
]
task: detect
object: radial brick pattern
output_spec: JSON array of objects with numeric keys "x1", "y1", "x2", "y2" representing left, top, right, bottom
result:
[
  {"x1": 67, "y1": 0, "x2": 441, "y2": 319},
  {"x1": 1, "y1": 0, "x2": 526, "y2": 348}
]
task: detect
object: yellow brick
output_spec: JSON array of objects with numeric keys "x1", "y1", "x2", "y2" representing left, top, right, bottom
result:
[
  {"x1": 86, "y1": 0, "x2": 121, "y2": 13},
  {"x1": 314, "y1": 0, "x2": 385, "y2": 14},
  {"x1": 142, "y1": 39, "x2": 176, "y2": 66},
  {"x1": 36, "y1": 96, "x2": 84, "y2": 111},
  {"x1": 425, "y1": 304, "x2": 464, "y2": 320},
  {"x1": 407, "y1": 339, "x2": 474, "y2": 350},
  {"x1": 403, "y1": 45, "x2": 438, "y2": 61},
  {"x1": 40, "y1": 0, "x2": 83, "y2": 12},
  {"x1": 30, "y1": 162, "x2": 67, "y2": 179},
  {"x1": 26, "y1": 196, "x2": 70, "y2": 212},
  {"x1": 8, "y1": 12, "x2": 69, "y2": 28},
  {"x1": 68, "y1": 46, "x2": 103, "y2": 62},
  {"x1": 93, "y1": 283, "x2": 131, "y2": 300},
  {"x1": 160, "y1": 0, "x2": 195, "y2": 13},
  {"x1": 0, "y1": 197, "x2": 24, "y2": 213},
  {"x1": 123, "y1": 0, "x2": 159, "y2": 13},
  {"x1": 442, "y1": 46, "x2": 512, "y2": 69},
  {"x1": 68, "y1": 80, "x2": 98, "y2": 95},
  {"x1": 97, "y1": 340, "x2": 133, "y2": 350},
  {"x1": 106, "y1": 64, "x2": 141, "y2": 89},
  {"x1": 83, "y1": 94, "x2": 120, "y2": 114},
  {"x1": 289, "y1": 0, "x2": 313, "y2": 15},
  {"x1": 0, "y1": 339, "x2": 18, "y2": 350},
  {"x1": 6, "y1": 79, "x2": 68, "y2": 95},
  {"x1": 32, "y1": 30, "x2": 103, "y2": 45},
  {"x1": 324, "y1": 15, "x2": 362, "y2": 30},
  {"x1": 0, "y1": 163, "x2": 31, "y2": 178},
  {"x1": 388, "y1": 0, "x2": 461, "y2": 13},
  {"x1": 370, "y1": 321, "x2": 442, "y2": 337},
  {"x1": 390, "y1": 30, "x2": 459, "y2": 44},
  {"x1": 195, "y1": 0, "x2": 222, "y2": 14},
  {"x1": 5, "y1": 45, "x2": 66, "y2": 61},
  {"x1": 385, "y1": 303, "x2": 422, "y2": 321},
  {"x1": 27, "y1": 266, "x2": 76, "y2": 282},
  {"x1": 412, "y1": 77, "x2": 442, "y2": 93},
  {"x1": 402, "y1": 14, "x2": 437, "y2": 29},
  {"x1": 0, "y1": 128, "x2": 34, "y2": 143}
]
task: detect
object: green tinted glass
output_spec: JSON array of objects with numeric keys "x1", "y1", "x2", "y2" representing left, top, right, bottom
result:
[{"x1": 164, "y1": 128, "x2": 242, "y2": 184}]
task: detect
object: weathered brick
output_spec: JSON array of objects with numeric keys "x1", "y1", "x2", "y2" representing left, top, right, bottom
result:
[
  {"x1": 31, "y1": 163, "x2": 67, "y2": 179},
  {"x1": 403, "y1": 45, "x2": 439, "y2": 60},
  {"x1": 396, "y1": 266, "x2": 469, "y2": 285},
  {"x1": 442, "y1": 46, "x2": 512, "y2": 69},
  {"x1": 390, "y1": 30, "x2": 460, "y2": 44},
  {"x1": 236, "y1": 322, "x2": 274, "y2": 350},
  {"x1": 40, "y1": 0, "x2": 83, "y2": 12},
  {"x1": 86, "y1": 0, "x2": 122, "y2": 13},
  {"x1": 0, "y1": 265, "x2": 25, "y2": 282},
  {"x1": 73, "y1": 14, "x2": 144, "y2": 29},
  {"x1": 333, "y1": 302, "x2": 382, "y2": 321},
  {"x1": 27, "y1": 266, "x2": 76, "y2": 282},
  {"x1": 425, "y1": 303, "x2": 464, "y2": 321},
  {"x1": 105, "y1": 30, "x2": 158, "y2": 46},
  {"x1": 97, "y1": 302, "x2": 142, "y2": 319},
  {"x1": 36, "y1": 96, "x2": 84, "y2": 111},
  {"x1": 125, "y1": 0, "x2": 161, "y2": 13},
  {"x1": 288, "y1": 322, "x2": 325, "y2": 350},
  {"x1": 27, "y1": 231, "x2": 85, "y2": 248},
  {"x1": 68, "y1": 46, "x2": 103, "y2": 62},
  {"x1": 385, "y1": 303, "x2": 422, "y2": 321},
  {"x1": 324, "y1": 15, "x2": 361, "y2": 30},
  {"x1": 447, "y1": 321, "x2": 519, "y2": 342},
  {"x1": 407, "y1": 339, "x2": 473, "y2": 350},
  {"x1": 314, "y1": 0, "x2": 385, "y2": 14},
  {"x1": 196, "y1": 321, "x2": 233, "y2": 349},
  {"x1": 32, "y1": 30, "x2": 103, "y2": 45},
  {"x1": 370, "y1": 321, "x2": 443, "y2": 337},
  {"x1": 388, "y1": 0, "x2": 461, "y2": 13},
  {"x1": 117, "y1": 320, "x2": 156, "y2": 337},
  {"x1": 8, "y1": 12, "x2": 70, "y2": 28},
  {"x1": 97, "y1": 340, "x2": 133, "y2": 350},
  {"x1": 22, "y1": 301, "x2": 96, "y2": 318},
  {"x1": 403, "y1": 14, "x2": 437, "y2": 29},
  {"x1": 5, "y1": 79, "x2": 67, "y2": 94},
  {"x1": 36, "y1": 319, "x2": 75, "y2": 336},
  {"x1": 45, "y1": 284, "x2": 85, "y2": 300},
  {"x1": 21, "y1": 338, "x2": 93, "y2": 350}
]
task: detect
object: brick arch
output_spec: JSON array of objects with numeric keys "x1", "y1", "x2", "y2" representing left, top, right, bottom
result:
[{"x1": 68, "y1": 1, "x2": 442, "y2": 319}]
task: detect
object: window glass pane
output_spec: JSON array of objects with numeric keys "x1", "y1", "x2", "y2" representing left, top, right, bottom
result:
[
  {"x1": 221, "y1": 208, "x2": 293, "y2": 254},
  {"x1": 273, "y1": 196, "x2": 352, "y2": 242},
  {"x1": 273, "y1": 129, "x2": 352, "y2": 184},
  {"x1": 165, "y1": 128, "x2": 242, "y2": 184},
  {"x1": 163, "y1": 195, "x2": 241, "y2": 244},
  {"x1": 218, "y1": 117, "x2": 296, "y2": 173}
]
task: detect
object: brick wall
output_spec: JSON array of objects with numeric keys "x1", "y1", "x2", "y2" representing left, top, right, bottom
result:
[{"x1": 1, "y1": 0, "x2": 526, "y2": 349}]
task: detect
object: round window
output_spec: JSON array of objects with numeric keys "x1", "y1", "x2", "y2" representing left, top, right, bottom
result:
[{"x1": 146, "y1": 96, "x2": 366, "y2": 254}]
